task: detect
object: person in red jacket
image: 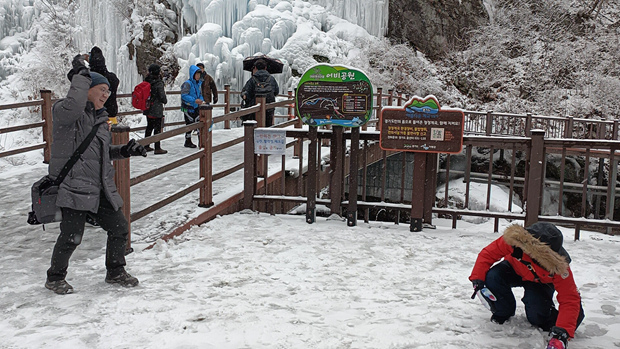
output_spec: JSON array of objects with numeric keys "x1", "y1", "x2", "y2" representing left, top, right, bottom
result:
[{"x1": 469, "y1": 222, "x2": 584, "y2": 349}]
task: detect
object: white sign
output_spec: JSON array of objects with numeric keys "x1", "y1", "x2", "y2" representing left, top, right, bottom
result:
[{"x1": 254, "y1": 128, "x2": 287, "y2": 155}]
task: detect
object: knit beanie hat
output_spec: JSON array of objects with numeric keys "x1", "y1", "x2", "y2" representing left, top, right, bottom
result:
[
  {"x1": 148, "y1": 64, "x2": 161, "y2": 75},
  {"x1": 89, "y1": 72, "x2": 110, "y2": 88}
]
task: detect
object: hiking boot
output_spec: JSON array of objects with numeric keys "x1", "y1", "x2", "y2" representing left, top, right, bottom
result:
[
  {"x1": 45, "y1": 279, "x2": 74, "y2": 294},
  {"x1": 184, "y1": 139, "x2": 197, "y2": 148},
  {"x1": 144, "y1": 145, "x2": 154, "y2": 152},
  {"x1": 154, "y1": 148, "x2": 168, "y2": 154},
  {"x1": 105, "y1": 270, "x2": 139, "y2": 287}
]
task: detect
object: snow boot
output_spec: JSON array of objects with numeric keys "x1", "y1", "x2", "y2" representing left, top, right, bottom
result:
[
  {"x1": 184, "y1": 139, "x2": 197, "y2": 148},
  {"x1": 105, "y1": 270, "x2": 139, "y2": 287},
  {"x1": 154, "y1": 148, "x2": 168, "y2": 154},
  {"x1": 144, "y1": 145, "x2": 154, "y2": 152},
  {"x1": 45, "y1": 279, "x2": 74, "y2": 294}
]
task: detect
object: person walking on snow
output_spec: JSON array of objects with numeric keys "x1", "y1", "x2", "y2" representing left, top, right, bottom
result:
[
  {"x1": 180, "y1": 64, "x2": 204, "y2": 148},
  {"x1": 143, "y1": 63, "x2": 168, "y2": 154},
  {"x1": 241, "y1": 59, "x2": 279, "y2": 127},
  {"x1": 45, "y1": 54, "x2": 146, "y2": 295},
  {"x1": 469, "y1": 222, "x2": 585, "y2": 349}
]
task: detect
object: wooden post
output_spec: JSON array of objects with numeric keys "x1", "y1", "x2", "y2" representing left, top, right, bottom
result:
[
  {"x1": 330, "y1": 126, "x2": 344, "y2": 216},
  {"x1": 410, "y1": 152, "x2": 426, "y2": 232},
  {"x1": 257, "y1": 95, "x2": 267, "y2": 127},
  {"x1": 111, "y1": 125, "x2": 131, "y2": 252},
  {"x1": 423, "y1": 153, "x2": 437, "y2": 226},
  {"x1": 525, "y1": 113, "x2": 533, "y2": 137},
  {"x1": 605, "y1": 146, "x2": 617, "y2": 235},
  {"x1": 243, "y1": 121, "x2": 257, "y2": 210},
  {"x1": 486, "y1": 110, "x2": 493, "y2": 136},
  {"x1": 374, "y1": 87, "x2": 383, "y2": 132},
  {"x1": 224, "y1": 84, "x2": 231, "y2": 129},
  {"x1": 347, "y1": 127, "x2": 360, "y2": 226},
  {"x1": 306, "y1": 127, "x2": 318, "y2": 223},
  {"x1": 40, "y1": 90, "x2": 53, "y2": 164},
  {"x1": 287, "y1": 90, "x2": 294, "y2": 120},
  {"x1": 525, "y1": 130, "x2": 545, "y2": 227},
  {"x1": 388, "y1": 89, "x2": 394, "y2": 106},
  {"x1": 565, "y1": 116, "x2": 574, "y2": 138},
  {"x1": 199, "y1": 105, "x2": 213, "y2": 207},
  {"x1": 294, "y1": 88, "x2": 302, "y2": 158}
]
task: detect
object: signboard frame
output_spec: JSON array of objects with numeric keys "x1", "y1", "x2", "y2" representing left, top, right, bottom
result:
[
  {"x1": 379, "y1": 95, "x2": 464, "y2": 154},
  {"x1": 295, "y1": 64, "x2": 373, "y2": 127}
]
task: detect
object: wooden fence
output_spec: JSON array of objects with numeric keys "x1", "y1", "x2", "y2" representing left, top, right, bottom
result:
[{"x1": 3, "y1": 87, "x2": 620, "y2": 246}]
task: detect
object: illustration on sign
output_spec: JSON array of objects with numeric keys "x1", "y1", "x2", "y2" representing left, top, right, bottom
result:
[
  {"x1": 379, "y1": 95, "x2": 464, "y2": 154},
  {"x1": 254, "y1": 128, "x2": 287, "y2": 155},
  {"x1": 296, "y1": 64, "x2": 373, "y2": 127}
]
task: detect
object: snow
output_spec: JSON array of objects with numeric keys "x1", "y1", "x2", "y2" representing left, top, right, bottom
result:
[{"x1": 1, "y1": 131, "x2": 620, "y2": 348}]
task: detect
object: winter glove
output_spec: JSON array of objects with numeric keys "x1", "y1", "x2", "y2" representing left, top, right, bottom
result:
[
  {"x1": 547, "y1": 326, "x2": 569, "y2": 349},
  {"x1": 120, "y1": 139, "x2": 147, "y2": 158},
  {"x1": 213, "y1": 95, "x2": 218, "y2": 104},
  {"x1": 471, "y1": 279, "x2": 485, "y2": 299},
  {"x1": 66, "y1": 54, "x2": 90, "y2": 82}
]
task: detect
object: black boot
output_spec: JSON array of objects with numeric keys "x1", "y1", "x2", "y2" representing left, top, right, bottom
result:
[{"x1": 184, "y1": 138, "x2": 197, "y2": 148}]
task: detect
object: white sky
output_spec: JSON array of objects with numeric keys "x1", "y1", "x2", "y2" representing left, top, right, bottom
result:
[{"x1": 1, "y1": 130, "x2": 619, "y2": 349}]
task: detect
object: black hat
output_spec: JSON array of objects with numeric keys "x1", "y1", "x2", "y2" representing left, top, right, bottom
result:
[
  {"x1": 526, "y1": 222, "x2": 570, "y2": 259},
  {"x1": 148, "y1": 64, "x2": 161, "y2": 75}
]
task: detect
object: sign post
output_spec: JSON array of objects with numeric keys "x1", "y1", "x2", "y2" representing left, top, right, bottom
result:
[
  {"x1": 296, "y1": 64, "x2": 373, "y2": 224},
  {"x1": 379, "y1": 95, "x2": 464, "y2": 231}
]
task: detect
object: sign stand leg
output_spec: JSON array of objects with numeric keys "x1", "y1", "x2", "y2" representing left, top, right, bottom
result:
[
  {"x1": 306, "y1": 127, "x2": 318, "y2": 223},
  {"x1": 410, "y1": 152, "x2": 426, "y2": 232}
]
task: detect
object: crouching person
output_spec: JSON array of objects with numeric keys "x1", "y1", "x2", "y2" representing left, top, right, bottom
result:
[
  {"x1": 469, "y1": 222, "x2": 585, "y2": 349},
  {"x1": 45, "y1": 54, "x2": 147, "y2": 294}
]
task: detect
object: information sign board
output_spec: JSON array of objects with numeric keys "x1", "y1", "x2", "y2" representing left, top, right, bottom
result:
[
  {"x1": 254, "y1": 128, "x2": 287, "y2": 155},
  {"x1": 296, "y1": 64, "x2": 373, "y2": 127},
  {"x1": 380, "y1": 96, "x2": 464, "y2": 153}
]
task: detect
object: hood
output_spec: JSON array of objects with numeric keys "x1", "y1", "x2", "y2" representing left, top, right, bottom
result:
[
  {"x1": 503, "y1": 224, "x2": 570, "y2": 276},
  {"x1": 89, "y1": 46, "x2": 108, "y2": 73},
  {"x1": 189, "y1": 65, "x2": 201, "y2": 81},
  {"x1": 253, "y1": 69, "x2": 271, "y2": 82}
]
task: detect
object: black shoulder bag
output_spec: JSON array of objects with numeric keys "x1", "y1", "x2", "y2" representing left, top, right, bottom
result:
[{"x1": 28, "y1": 123, "x2": 101, "y2": 227}]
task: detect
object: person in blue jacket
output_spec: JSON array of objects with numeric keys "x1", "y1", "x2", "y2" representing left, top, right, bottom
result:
[{"x1": 180, "y1": 65, "x2": 204, "y2": 148}]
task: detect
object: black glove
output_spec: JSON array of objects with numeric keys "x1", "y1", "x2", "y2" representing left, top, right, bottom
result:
[
  {"x1": 67, "y1": 54, "x2": 90, "y2": 82},
  {"x1": 213, "y1": 96, "x2": 218, "y2": 104},
  {"x1": 471, "y1": 279, "x2": 485, "y2": 299},
  {"x1": 547, "y1": 326, "x2": 569, "y2": 349},
  {"x1": 120, "y1": 139, "x2": 147, "y2": 158}
]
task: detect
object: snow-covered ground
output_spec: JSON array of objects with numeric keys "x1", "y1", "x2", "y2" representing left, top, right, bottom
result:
[{"x1": 1, "y1": 130, "x2": 619, "y2": 348}]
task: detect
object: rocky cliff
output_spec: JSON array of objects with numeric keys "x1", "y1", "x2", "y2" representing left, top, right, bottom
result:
[{"x1": 388, "y1": 0, "x2": 489, "y2": 58}]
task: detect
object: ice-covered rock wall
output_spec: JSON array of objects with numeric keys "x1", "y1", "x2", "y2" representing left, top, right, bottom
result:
[
  {"x1": 0, "y1": 0, "x2": 37, "y2": 79},
  {"x1": 171, "y1": 0, "x2": 381, "y2": 94}
]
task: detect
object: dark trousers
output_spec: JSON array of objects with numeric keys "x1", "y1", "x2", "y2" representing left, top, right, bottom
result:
[
  {"x1": 183, "y1": 109, "x2": 199, "y2": 139},
  {"x1": 145, "y1": 117, "x2": 164, "y2": 149},
  {"x1": 47, "y1": 194, "x2": 129, "y2": 281},
  {"x1": 485, "y1": 261, "x2": 584, "y2": 330}
]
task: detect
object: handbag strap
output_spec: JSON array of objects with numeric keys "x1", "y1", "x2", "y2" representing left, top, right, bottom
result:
[{"x1": 51, "y1": 123, "x2": 102, "y2": 186}]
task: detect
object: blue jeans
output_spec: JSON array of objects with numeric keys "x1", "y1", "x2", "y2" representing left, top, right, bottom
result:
[{"x1": 485, "y1": 260, "x2": 559, "y2": 330}]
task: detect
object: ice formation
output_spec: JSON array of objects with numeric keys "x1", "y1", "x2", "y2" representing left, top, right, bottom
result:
[{"x1": 0, "y1": 0, "x2": 388, "y2": 95}]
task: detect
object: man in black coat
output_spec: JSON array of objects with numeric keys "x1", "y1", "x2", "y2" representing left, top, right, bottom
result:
[
  {"x1": 88, "y1": 46, "x2": 120, "y2": 124},
  {"x1": 241, "y1": 59, "x2": 279, "y2": 126},
  {"x1": 143, "y1": 64, "x2": 168, "y2": 154}
]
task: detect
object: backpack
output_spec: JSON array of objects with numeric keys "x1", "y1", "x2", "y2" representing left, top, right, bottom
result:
[
  {"x1": 253, "y1": 76, "x2": 274, "y2": 101},
  {"x1": 132, "y1": 81, "x2": 152, "y2": 111}
]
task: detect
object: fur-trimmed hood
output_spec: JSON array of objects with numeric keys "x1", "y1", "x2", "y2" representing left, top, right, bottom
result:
[{"x1": 503, "y1": 223, "x2": 570, "y2": 276}]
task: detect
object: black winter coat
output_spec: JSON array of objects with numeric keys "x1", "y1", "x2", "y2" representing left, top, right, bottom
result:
[
  {"x1": 89, "y1": 48, "x2": 120, "y2": 118},
  {"x1": 143, "y1": 74, "x2": 167, "y2": 118}
]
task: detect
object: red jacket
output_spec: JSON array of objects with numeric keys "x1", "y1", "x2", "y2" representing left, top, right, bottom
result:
[{"x1": 469, "y1": 225, "x2": 582, "y2": 338}]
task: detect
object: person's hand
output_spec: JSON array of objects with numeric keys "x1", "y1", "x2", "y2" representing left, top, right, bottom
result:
[
  {"x1": 67, "y1": 54, "x2": 90, "y2": 82},
  {"x1": 547, "y1": 326, "x2": 568, "y2": 349},
  {"x1": 213, "y1": 96, "x2": 218, "y2": 104},
  {"x1": 471, "y1": 279, "x2": 485, "y2": 299},
  {"x1": 120, "y1": 139, "x2": 147, "y2": 158},
  {"x1": 195, "y1": 99, "x2": 203, "y2": 105}
]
